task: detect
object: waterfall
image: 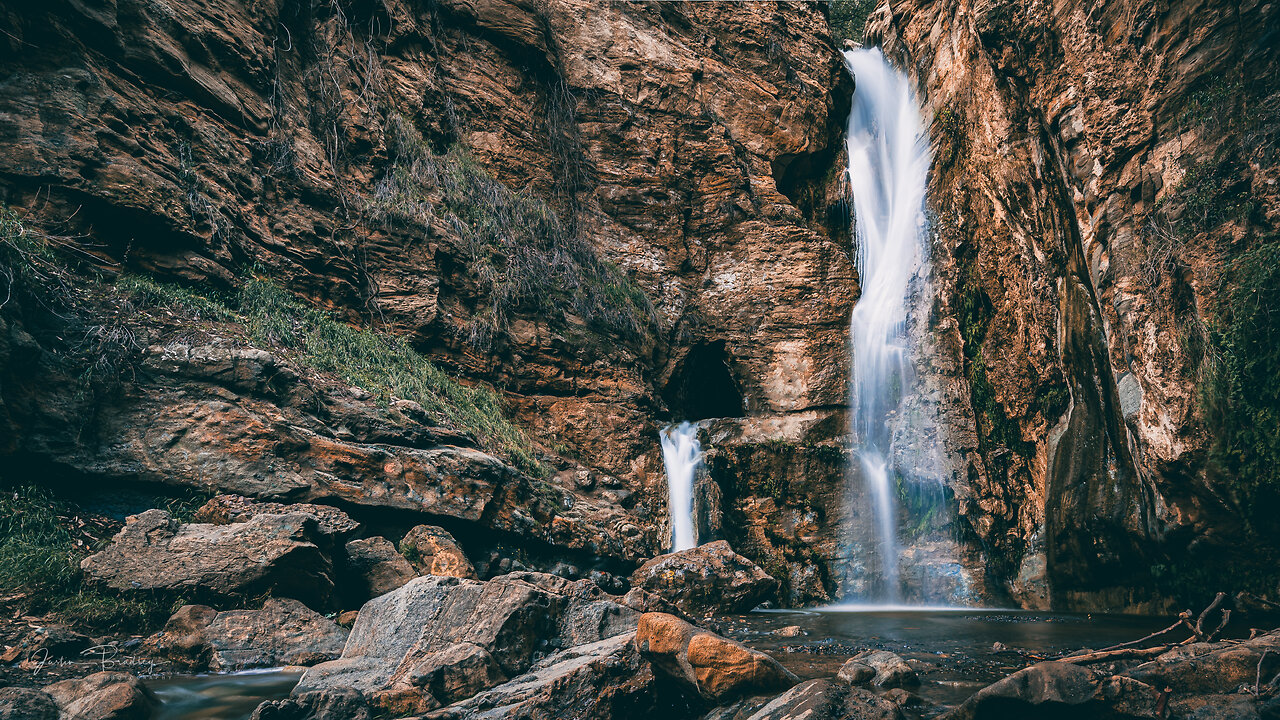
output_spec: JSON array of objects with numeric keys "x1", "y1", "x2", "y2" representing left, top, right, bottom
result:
[
  {"x1": 842, "y1": 48, "x2": 933, "y2": 603},
  {"x1": 660, "y1": 422, "x2": 702, "y2": 552}
]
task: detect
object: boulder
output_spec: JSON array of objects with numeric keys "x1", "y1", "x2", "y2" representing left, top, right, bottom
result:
[
  {"x1": 629, "y1": 541, "x2": 777, "y2": 615},
  {"x1": 0, "y1": 688, "x2": 59, "y2": 720},
  {"x1": 402, "y1": 642, "x2": 507, "y2": 705},
  {"x1": 843, "y1": 650, "x2": 918, "y2": 688},
  {"x1": 1123, "y1": 630, "x2": 1280, "y2": 695},
  {"x1": 1168, "y1": 694, "x2": 1261, "y2": 720},
  {"x1": 192, "y1": 494, "x2": 361, "y2": 542},
  {"x1": 423, "y1": 633, "x2": 670, "y2": 720},
  {"x1": 43, "y1": 672, "x2": 157, "y2": 720},
  {"x1": 635, "y1": 612, "x2": 797, "y2": 702},
  {"x1": 400, "y1": 525, "x2": 477, "y2": 579},
  {"x1": 81, "y1": 510, "x2": 334, "y2": 608},
  {"x1": 148, "y1": 598, "x2": 348, "y2": 671},
  {"x1": 938, "y1": 662, "x2": 1162, "y2": 720},
  {"x1": 836, "y1": 658, "x2": 875, "y2": 685},
  {"x1": 295, "y1": 572, "x2": 647, "y2": 708},
  {"x1": 344, "y1": 537, "x2": 419, "y2": 601},
  {"x1": 742, "y1": 679, "x2": 903, "y2": 720},
  {"x1": 250, "y1": 689, "x2": 372, "y2": 720}
]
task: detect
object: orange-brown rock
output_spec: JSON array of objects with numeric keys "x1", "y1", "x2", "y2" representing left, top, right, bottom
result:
[
  {"x1": 42, "y1": 672, "x2": 157, "y2": 720},
  {"x1": 400, "y1": 525, "x2": 477, "y2": 579},
  {"x1": 629, "y1": 540, "x2": 778, "y2": 615},
  {"x1": 635, "y1": 612, "x2": 797, "y2": 702}
]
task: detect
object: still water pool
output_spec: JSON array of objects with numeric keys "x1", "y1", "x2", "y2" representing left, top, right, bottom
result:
[{"x1": 146, "y1": 610, "x2": 1175, "y2": 717}]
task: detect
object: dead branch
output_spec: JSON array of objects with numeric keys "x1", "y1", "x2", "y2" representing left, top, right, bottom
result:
[{"x1": 1058, "y1": 644, "x2": 1174, "y2": 665}]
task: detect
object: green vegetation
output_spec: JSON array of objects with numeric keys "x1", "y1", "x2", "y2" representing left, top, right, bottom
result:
[
  {"x1": 826, "y1": 0, "x2": 876, "y2": 43},
  {"x1": 1201, "y1": 239, "x2": 1280, "y2": 535},
  {"x1": 0, "y1": 206, "x2": 57, "y2": 308},
  {"x1": 0, "y1": 486, "x2": 178, "y2": 632},
  {"x1": 236, "y1": 276, "x2": 545, "y2": 475},
  {"x1": 117, "y1": 273, "x2": 237, "y2": 322},
  {"x1": 372, "y1": 115, "x2": 655, "y2": 349}
]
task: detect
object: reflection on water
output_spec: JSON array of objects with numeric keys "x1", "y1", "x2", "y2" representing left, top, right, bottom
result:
[
  {"x1": 150, "y1": 668, "x2": 300, "y2": 720},
  {"x1": 734, "y1": 609, "x2": 1172, "y2": 706}
]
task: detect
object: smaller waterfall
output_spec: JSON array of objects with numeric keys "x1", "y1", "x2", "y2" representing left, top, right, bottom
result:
[{"x1": 660, "y1": 422, "x2": 702, "y2": 552}]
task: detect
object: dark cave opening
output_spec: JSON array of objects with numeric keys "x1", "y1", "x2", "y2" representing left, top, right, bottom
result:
[{"x1": 664, "y1": 341, "x2": 744, "y2": 421}]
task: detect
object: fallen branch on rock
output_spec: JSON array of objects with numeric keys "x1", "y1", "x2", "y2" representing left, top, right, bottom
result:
[{"x1": 1057, "y1": 592, "x2": 1233, "y2": 665}]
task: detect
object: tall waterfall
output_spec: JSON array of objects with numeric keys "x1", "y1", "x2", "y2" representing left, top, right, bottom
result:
[
  {"x1": 660, "y1": 422, "x2": 702, "y2": 552},
  {"x1": 843, "y1": 48, "x2": 933, "y2": 602}
]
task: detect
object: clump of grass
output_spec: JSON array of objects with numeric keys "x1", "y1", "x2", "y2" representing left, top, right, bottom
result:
[
  {"x1": 238, "y1": 277, "x2": 545, "y2": 475},
  {"x1": 0, "y1": 206, "x2": 59, "y2": 309},
  {"x1": 372, "y1": 114, "x2": 655, "y2": 349},
  {"x1": 116, "y1": 274, "x2": 237, "y2": 322},
  {"x1": 0, "y1": 486, "x2": 177, "y2": 632}
]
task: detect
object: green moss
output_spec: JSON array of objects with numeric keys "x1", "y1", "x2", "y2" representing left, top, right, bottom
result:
[
  {"x1": 1202, "y1": 239, "x2": 1280, "y2": 535},
  {"x1": 0, "y1": 206, "x2": 58, "y2": 307},
  {"x1": 372, "y1": 115, "x2": 655, "y2": 349},
  {"x1": 0, "y1": 485, "x2": 178, "y2": 632},
  {"x1": 825, "y1": 0, "x2": 876, "y2": 42}
]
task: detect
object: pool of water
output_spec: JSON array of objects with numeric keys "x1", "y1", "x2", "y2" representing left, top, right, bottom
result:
[
  {"x1": 721, "y1": 608, "x2": 1175, "y2": 706},
  {"x1": 150, "y1": 668, "x2": 301, "y2": 720}
]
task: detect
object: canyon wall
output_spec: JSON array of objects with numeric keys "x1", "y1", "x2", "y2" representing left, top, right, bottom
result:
[
  {"x1": 1, "y1": 0, "x2": 1276, "y2": 611},
  {"x1": 870, "y1": 0, "x2": 1279, "y2": 609}
]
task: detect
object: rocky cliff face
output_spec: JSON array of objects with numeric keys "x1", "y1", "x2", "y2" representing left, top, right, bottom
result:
[
  {"x1": 0, "y1": 0, "x2": 854, "y2": 584},
  {"x1": 1, "y1": 0, "x2": 1275, "y2": 613},
  {"x1": 869, "y1": 0, "x2": 1280, "y2": 609}
]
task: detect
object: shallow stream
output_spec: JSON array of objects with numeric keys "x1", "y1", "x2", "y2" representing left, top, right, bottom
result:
[{"x1": 147, "y1": 610, "x2": 1172, "y2": 717}]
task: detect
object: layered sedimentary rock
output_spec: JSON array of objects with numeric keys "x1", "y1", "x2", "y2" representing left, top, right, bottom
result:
[{"x1": 866, "y1": 0, "x2": 1280, "y2": 608}]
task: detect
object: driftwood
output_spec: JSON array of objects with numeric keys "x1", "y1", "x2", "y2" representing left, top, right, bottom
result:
[{"x1": 1057, "y1": 592, "x2": 1234, "y2": 665}]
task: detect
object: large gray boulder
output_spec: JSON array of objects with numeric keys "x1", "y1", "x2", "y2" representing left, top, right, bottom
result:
[
  {"x1": 295, "y1": 572, "x2": 656, "y2": 714},
  {"x1": 629, "y1": 540, "x2": 777, "y2": 615},
  {"x1": 147, "y1": 598, "x2": 348, "y2": 671},
  {"x1": 743, "y1": 679, "x2": 903, "y2": 720},
  {"x1": 840, "y1": 650, "x2": 918, "y2": 688},
  {"x1": 422, "y1": 633, "x2": 666, "y2": 720},
  {"x1": 938, "y1": 662, "x2": 1162, "y2": 720},
  {"x1": 81, "y1": 509, "x2": 334, "y2": 608}
]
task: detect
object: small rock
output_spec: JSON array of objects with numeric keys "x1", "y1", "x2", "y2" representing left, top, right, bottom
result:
[
  {"x1": 43, "y1": 672, "x2": 157, "y2": 720},
  {"x1": 775, "y1": 625, "x2": 805, "y2": 638},
  {"x1": 337, "y1": 611, "x2": 360, "y2": 628},
  {"x1": 399, "y1": 525, "x2": 476, "y2": 579},
  {"x1": 343, "y1": 537, "x2": 418, "y2": 601},
  {"x1": 991, "y1": 641, "x2": 1007, "y2": 652},
  {"x1": 847, "y1": 650, "x2": 918, "y2": 688}
]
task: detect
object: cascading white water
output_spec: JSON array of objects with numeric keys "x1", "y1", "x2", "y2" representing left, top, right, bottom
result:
[
  {"x1": 660, "y1": 422, "x2": 702, "y2": 552},
  {"x1": 843, "y1": 48, "x2": 933, "y2": 603}
]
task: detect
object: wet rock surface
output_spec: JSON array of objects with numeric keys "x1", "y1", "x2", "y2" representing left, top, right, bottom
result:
[{"x1": 43, "y1": 672, "x2": 157, "y2": 720}]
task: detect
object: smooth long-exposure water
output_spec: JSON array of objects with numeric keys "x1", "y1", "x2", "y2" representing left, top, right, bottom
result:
[
  {"x1": 151, "y1": 669, "x2": 299, "y2": 720},
  {"x1": 842, "y1": 48, "x2": 935, "y2": 603},
  {"x1": 660, "y1": 421, "x2": 702, "y2": 552}
]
